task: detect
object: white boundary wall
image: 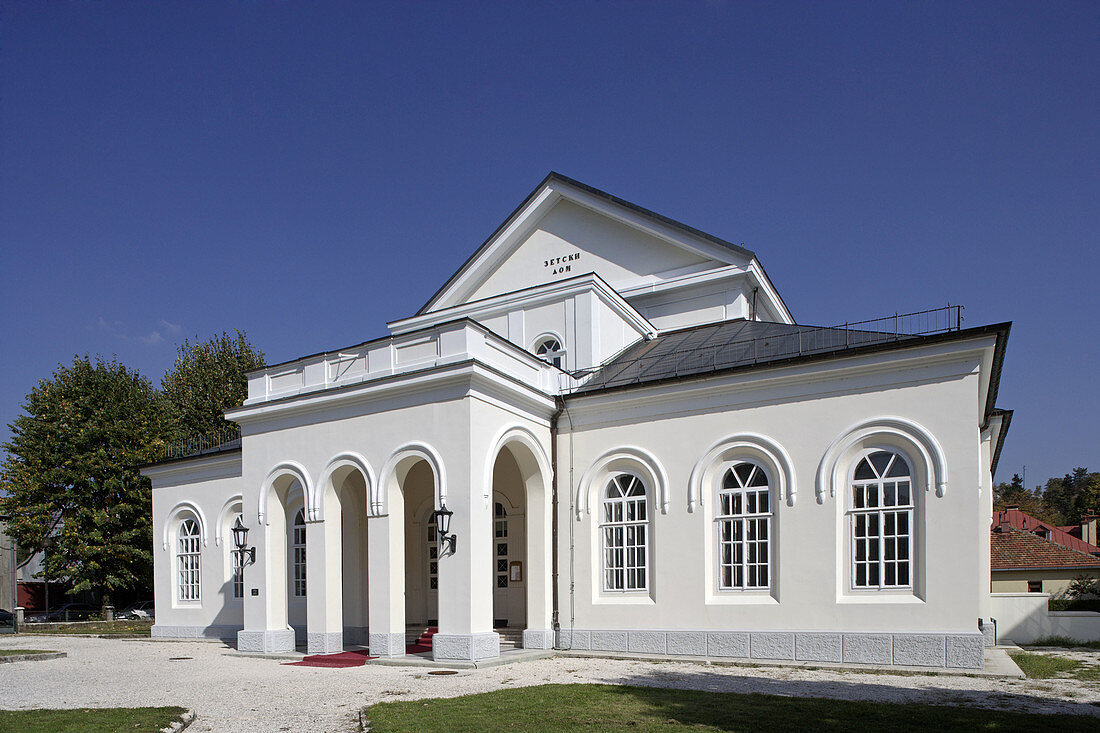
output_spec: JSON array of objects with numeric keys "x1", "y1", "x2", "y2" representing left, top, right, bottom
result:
[{"x1": 991, "y1": 593, "x2": 1100, "y2": 643}]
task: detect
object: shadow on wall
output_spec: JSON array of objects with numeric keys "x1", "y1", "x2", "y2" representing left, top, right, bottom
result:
[{"x1": 604, "y1": 667, "x2": 1100, "y2": 722}]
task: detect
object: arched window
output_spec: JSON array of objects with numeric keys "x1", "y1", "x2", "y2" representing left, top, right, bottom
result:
[
  {"x1": 716, "y1": 462, "x2": 771, "y2": 590},
  {"x1": 534, "y1": 336, "x2": 566, "y2": 369},
  {"x1": 230, "y1": 513, "x2": 245, "y2": 599},
  {"x1": 600, "y1": 473, "x2": 648, "y2": 592},
  {"x1": 177, "y1": 518, "x2": 201, "y2": 602},
  {"x1": 292, "y1": 509, "x2": 307, "y2": 597},
  {"x1": 850, "y1": 450, "x2": 912, "y2": 589}
]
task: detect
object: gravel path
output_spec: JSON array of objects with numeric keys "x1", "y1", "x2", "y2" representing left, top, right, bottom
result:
[{"x1": 1, "y1": 636, "x2": 1097, "y2": 732}]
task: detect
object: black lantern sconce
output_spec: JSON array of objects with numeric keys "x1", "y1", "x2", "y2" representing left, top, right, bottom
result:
[
  {"x1": 231, "y1": 516, "x2": 256, "y2": 567},
  {"x1": 429, "y1": 504, "x2": 456, "y2": 556}
]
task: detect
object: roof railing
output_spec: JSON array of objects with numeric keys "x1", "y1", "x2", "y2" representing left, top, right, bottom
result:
[
  {"x1": 155, "y1": 423, "x2": 241, "y2": 462},
  {"x1": 567, "y1": 304, "x2": 966, "y2": 392}
]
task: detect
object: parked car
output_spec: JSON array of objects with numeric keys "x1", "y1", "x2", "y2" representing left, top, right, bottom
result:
[
  {"x1": 41, "y1": 603, "x2": 97, "y2": 622},
  {"x1": 117, "y1": 601, "x2": 155, "y2": 621},
  {"x1": 0, "y1": 608, "x2": 13, "y2": 626}
]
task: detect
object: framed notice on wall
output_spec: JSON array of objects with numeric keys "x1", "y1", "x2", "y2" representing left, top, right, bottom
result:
[{"x1": 509, "y1": 561, "x2": 522, "y2": 582}]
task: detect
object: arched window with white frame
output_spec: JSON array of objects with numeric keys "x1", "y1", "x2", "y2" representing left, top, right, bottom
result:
[
  {"x1": 292, "y1": 509, "x2": 307, "y2": 597},
  {"x1": 716, "y1": 461, "x2": 772, "y2": 590},
  {"x1": 849, "y1": 449, "x2": 913, "y2": 589},
  {"x1": 600, "y1": 473, "x2": 649, "y2": 592},
  {"x1": 177, "y1": 518, "x2": 201, "y2": 602},
  {"x1": 533, "y1": 335, "x2": 566, "y2": 369}
]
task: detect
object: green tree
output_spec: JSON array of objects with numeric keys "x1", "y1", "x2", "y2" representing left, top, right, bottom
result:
[
  {"x1": 993, "y1": 473, "x2": 1045, "y2": 518},
  {"x1": 0, "y1": 356, "x2": 169, "y2": 606},
  {"x1": 160, "y1": 331, "x2": 265, "y2": 441}
]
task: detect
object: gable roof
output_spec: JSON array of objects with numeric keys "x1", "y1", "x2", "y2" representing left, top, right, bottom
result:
[
  {"x1": 417, "y1": 172, "x2": 769, "y2": 316},
  {"x1": 993, "y1": 508, "x2": 1100, "y2": 556},
  {"x1": 991, "y1": 526, "x2": 1100, "y2": 571}
]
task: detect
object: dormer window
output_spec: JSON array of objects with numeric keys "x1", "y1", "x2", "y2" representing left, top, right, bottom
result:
[{"x1": 534, "y1": 336, "x2": 566, "y2": 369}]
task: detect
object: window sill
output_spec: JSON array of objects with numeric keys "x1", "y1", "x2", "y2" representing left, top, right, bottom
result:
[
  {"x1": 837, "y1": 592, "x2": 923, "y2": 605},
  {"x1": 705, "y1": 592, "x2": 778, "y2": 606},
  {"x1": 593, "y1": 593, "x2": 655, "y2": 605}
]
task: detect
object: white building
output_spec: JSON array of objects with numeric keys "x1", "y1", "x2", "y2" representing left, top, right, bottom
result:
[{"x1": 142, "y1": 173, "x2": 1011, "y2": 669}]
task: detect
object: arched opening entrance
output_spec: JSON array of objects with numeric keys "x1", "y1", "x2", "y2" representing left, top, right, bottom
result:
[
  {"x1": 262, "y1": 473, "x2": 308, "y2": 648},
  {"x1": 318, "y1": 464, "x2": 370, "y2": 649},
  {"x1": 488, "y1": 434, "x2": 551, "y2": 649},
  {"x1": 401, "y1": 460, "x2": 438, "y2": 629}
]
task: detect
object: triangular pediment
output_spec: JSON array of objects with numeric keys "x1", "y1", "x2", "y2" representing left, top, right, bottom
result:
[{"x1": 419, "y1": 173, "x2": 756, "y2": 314}]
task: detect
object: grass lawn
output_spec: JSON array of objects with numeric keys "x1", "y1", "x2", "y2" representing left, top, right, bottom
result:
[
  {"x1": 1010, "y1": 651, "x2": 1100, "y2": 681},
  {"x1": 21, "y1": 620, "x2": 152, "y2": 636},
  {"x1": 0, "y1": 706, "x2": 185, "y2": 732},
  {"x1": 1024, "y1": 636, "x2": 1100, "y2": 651},
  {"x1": 366, "y1": 683, "x2": 1098, "y2": 732},
  {"x1": 0, "y1": 649, "x2": 54, "y2": 656}
]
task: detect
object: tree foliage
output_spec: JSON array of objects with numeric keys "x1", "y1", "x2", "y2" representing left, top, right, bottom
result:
[
  {"x1": 994, "y1": 467, "x2": 1100, "y2": 526},
  {"x1": 160, "y1": 331, "x2": 264, "y2": 441},
  {"x1": 0, "y1": 356, "x2": 169, "y2": 603}
]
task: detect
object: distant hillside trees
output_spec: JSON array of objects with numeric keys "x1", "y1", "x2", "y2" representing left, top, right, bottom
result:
[{"x1": 994, "y1": 468, "x2": 1100, "y2": 526}]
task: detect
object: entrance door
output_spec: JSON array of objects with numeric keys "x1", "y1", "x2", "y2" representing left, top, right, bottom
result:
[{"x1": 492, "y1": 502, "x2": 509, "y2": 624}]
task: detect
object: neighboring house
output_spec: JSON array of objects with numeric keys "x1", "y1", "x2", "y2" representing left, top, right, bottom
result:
[
  {"x1": 991, "y1": 508, "x2": 1100, "y2": 595},
  {"x1": 141, "y1": 173, "x2": 1012, "y2": 670}
]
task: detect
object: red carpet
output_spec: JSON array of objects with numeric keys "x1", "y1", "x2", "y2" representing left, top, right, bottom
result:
[
  {"x1": 406, "y1": 626, "x2": 438, "y2": 655},
  {"x1": 284, "y1": 650, "x2": 377, "y2": 668}
]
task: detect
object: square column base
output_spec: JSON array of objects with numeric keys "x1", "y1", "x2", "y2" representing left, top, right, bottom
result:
[
  {"x1": 307, "y1": 631, "x2": 344, "y2": 655},
  {"x1": 432, "y1": 632, "x2": 500, "y2": 662},
  {"x1": 237, "y1": 629, "x2": 295, "y2": 654},
  {"x1": 523, "y1": 629, "x2": 555, "y2": 649},
  {"x1": 369, "y1": 632, "x2": 407, "y2": 658}
]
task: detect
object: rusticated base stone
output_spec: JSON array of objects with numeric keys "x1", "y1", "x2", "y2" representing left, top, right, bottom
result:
[
  {"x1": 842, "y1": 634, "x2": 892, "y2": 665},
  {"x1": 893, "y1": 634, "x2": 946, "y2": 667},
  {"x1": 707, "y1": 631, "x2": 749, "y2": 658},
  {"x1": 795, "y1": 633, "x2": 843, "y2": 662},
  {"x1": 237, "y1": 628, "x2": 295, "y2": 654},
  {"x1": 307, "y1": 631, "x2": 343, "y2": 655},
  {"x1": 556, "y1": 629, "x2": 590, "y2": 650},
  {"x1": 523, "y1": 629, "x2": 555, "y2": 649},
  {"x1": 667, "y1": 631, "x2": 707, "y2": 656},
  {"x1": 979, "y1": 621, "x2": 996, "y2": 648},
  {"x1": 152, "y1": 624, "x2": 241, "y2": 641},
  {"x1": 750, "y1": 632, "x2": 795, "y2": 660},
  {"x1": 432, "y1": 632, "x2": 501, "y2": 661},
  {"x1": 946, "y1": 634, "x2": 985, "y2": 669},
  {"x1": 368, "y1": 632, "x2": 406, "y2": 657}
]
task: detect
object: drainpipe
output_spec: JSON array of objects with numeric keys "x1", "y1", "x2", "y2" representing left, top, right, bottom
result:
[{"x1": 549, "y1": 397, "x2": 565, "y2": 639}]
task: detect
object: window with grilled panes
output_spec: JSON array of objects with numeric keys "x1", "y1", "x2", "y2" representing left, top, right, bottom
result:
[
  {"x1": 716, "y1": 462, "x2": 772, "y2": 590},
  {"x1": 292, "y1": 510, "x2": 307, "y2": 597},
  {"x1": 496, "y1": 507, "x2": 509, "y2": 587},
  {"x1": 177, "y1": 518, "x2": 201, "y2": 602},
  {"x1": 427, "y1": 525, "x2": 439, "y2": 590},
  {"x1": 850, "y1": 450, "x2": 912, "y2": 589},
  {"x1": 600, "y1": 473, "x2": 649, "y2": 592}
]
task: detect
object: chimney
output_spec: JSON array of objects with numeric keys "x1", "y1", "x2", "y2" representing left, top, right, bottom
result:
[{"x1": 1082, "y1": 512, "x2": 1098, "y2": 547}]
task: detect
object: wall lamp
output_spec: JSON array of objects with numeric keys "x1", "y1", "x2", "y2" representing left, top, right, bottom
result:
[
  {"x1": 231, "y1": 516, "x2": 256, "y2": 567},
  {"x1": 429, "y1": 504, "x2": 456, "y2": 556}
]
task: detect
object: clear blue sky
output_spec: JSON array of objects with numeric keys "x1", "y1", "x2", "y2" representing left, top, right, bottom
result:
[{"x1": 1, "y1": 2, "x2": 1096, "y2": 488}]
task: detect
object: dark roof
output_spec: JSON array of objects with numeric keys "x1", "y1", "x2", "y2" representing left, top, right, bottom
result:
[
  {"x1": 991, "y1": 526, "x2": 1100, "y2": 571},
  {"x1": 417, "y1": 172, "x2": 759, "y2": 316},
  {"x1": 575, "y1": 319, "x2": 1009, "y2": 404},
  {"x1": 993, "y1": 509, "x2": 1100, "y2": 556}
]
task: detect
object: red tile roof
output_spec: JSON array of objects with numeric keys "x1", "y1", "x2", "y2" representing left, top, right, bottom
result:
[
  {"x1": 991, "y1": 527, "x2": 1100, "y2": 571},
  {"x1": 992, "y1": 508, "x2": 1100, "y2": 555}
]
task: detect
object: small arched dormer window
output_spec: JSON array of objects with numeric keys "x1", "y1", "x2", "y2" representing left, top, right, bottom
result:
[
  {"x1": 600, "y1": 473, "x2": 649, "y2": 592},
  {"x1": 534, "y1": 336, "x2": 566, "y2": 369},
  {"x1": 177, "y1": 518, "x2": 201, "y2": 603},
  {"x1": 850, "y1": 450, "x2": 913, "y2": 589}
]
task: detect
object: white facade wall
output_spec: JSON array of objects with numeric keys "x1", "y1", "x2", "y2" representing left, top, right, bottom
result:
[{"x1": 991, "y1": 593, "x2": 1100, "y2": 643}]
